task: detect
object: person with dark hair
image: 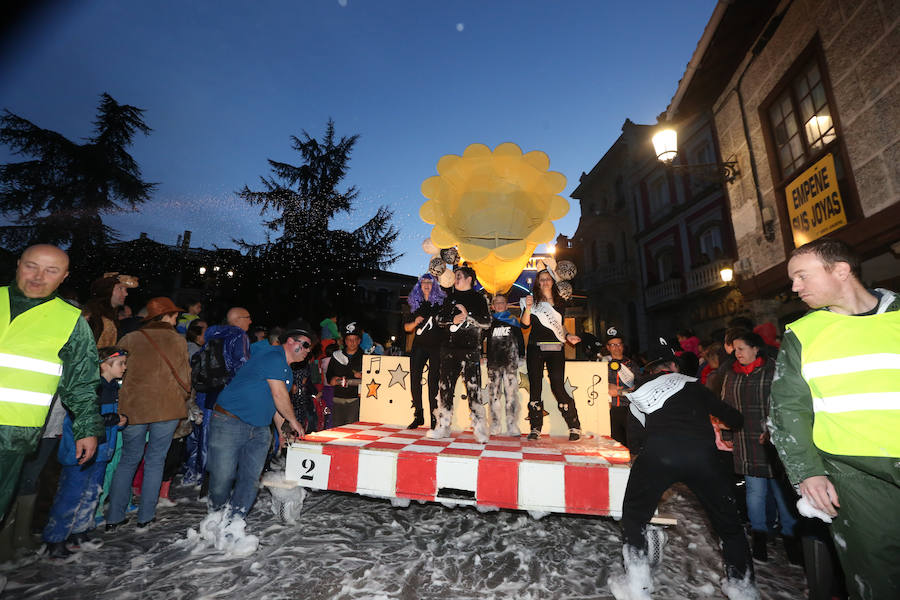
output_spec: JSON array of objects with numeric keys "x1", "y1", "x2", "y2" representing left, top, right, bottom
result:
[
  {"x1": 186, "y1": 320, "x2": 208, "y2": 357},
  {"x1": 722, "y1": 331, "x2": 800, "y2": 564},
  {"x1": 603, "y1": 326, "x2": 638, "y2": 449},
  {"x1": 770, "y1": 237, "x2": 899, "y2": 599},
  {"x1": 326, "y1": 322, "x2": 364, "y2": 427},
  {"x1": 520, "y1": 268, "x2": 582, "y2": 441},
  {"x1": 403, "y1": 273, "x2": 447, "y2": 429},
  {"x1": 84, "y1": 272, "x2": 139, "y2": 347},
  {"x1": 41, "y1": 347, "x2": 128, "y2": 557},
  {"x1": 176, "y1": 298, "x2": 203, "y2": 334},
  {"x1": 206, "y1": 329, "x2": 307, "y2": 522},
  {"x1": 610, "y1": 337, "x2": 754, "y2": 599},
  {"x1": 430, "y1": 267, "x2": 491, "y2": 441}
]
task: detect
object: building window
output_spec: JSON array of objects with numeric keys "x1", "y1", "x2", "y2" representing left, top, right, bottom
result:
[
  {"x1": 649, "y1": 176, "x2": 668, "y2": 213},
  {"x1": 760, "y1": 37, "x2": 859, "y2": 249},
  {"x1": 654, "y1": 247, "x2": 674, "y2": 282},
  {"x1": 697, "y1": 224, "x2": 723, "y2": 262},
  {"x1": 767, "y1": 59, "x2": 837, "y2": 178}
]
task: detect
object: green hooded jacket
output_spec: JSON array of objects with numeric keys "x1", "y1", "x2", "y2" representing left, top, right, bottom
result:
[
  {"x1": 769, "y1": 288, "x2": 900, "y2": 484},
  {"x1": 0, "y1": 283, "x2": 103, "y2": 453}
]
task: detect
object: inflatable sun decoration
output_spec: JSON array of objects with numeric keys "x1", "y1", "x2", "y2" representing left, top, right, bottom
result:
[{"x1": 420, "y1": 143, "x2": 569, "y2": 294}]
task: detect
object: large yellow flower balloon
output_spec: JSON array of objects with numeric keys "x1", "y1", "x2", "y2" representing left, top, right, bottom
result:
[{"x1": 419, "y1": 143, "x2": 568, "y2": 294}]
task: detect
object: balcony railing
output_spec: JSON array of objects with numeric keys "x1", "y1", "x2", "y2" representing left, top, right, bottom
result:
[
  {"x1": 581, "y1": 261, "x2": 633, "y2": 289},
  {"x1": 645, "y1": 278, "x2": 684, "y2": 307},
  {"x1": 685, "y1": 259, "x2": 733, "y2": 294}
]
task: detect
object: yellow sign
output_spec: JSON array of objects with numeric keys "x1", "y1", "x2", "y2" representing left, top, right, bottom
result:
[{"x1": 785, "y1": 153, "x2": 847, "y2": 246}]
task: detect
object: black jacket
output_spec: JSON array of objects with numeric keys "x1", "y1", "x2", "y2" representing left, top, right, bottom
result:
[
  {"x1": 437, "y1": 288, "x2": 491, "y2": 350},
  {"x1": 485, "y1": 318, "x2": 525, "y2": 368}
]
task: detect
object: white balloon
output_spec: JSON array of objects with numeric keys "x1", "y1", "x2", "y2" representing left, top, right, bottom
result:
[{"x1": 422, "y1": 238, "x2": 439, "y2": 255}]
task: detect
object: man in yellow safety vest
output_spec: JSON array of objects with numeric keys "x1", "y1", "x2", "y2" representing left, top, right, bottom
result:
[
  {"x1": 0, "y1": 245, "x2": 103, "y2": 522},
  {"x1": 769, "y1": 237, "x2": 899, "y2": 600}
]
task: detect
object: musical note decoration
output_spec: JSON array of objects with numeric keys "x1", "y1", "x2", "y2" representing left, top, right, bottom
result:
[
  {"x1": 366, "y1": 356, "x2": 381, "y2": 375},
  {"x1": 587, "y1": 374, "x2": 601, "y2": 406}
]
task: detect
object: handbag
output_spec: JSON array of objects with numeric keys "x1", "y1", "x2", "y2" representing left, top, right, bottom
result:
[{"x1": 138, "y1": 329, "x2": 191, "y2": 394}]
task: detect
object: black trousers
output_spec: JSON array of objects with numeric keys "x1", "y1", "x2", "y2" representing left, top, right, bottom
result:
[
  {"x1": 410, "y1": 345, "x2": 440, "y2": 427},
  {"x1": 621, "y1": 436, "x2": 752, "y2": 581},
  {"x1": 609, "y1": 405, "x2": 629, "y2": 446},
  {"x1": 525, "y1": 347, "x2": 580, "y2": 431},
  {"x1": 438, "y1": 348, "x2": 483, "y2": 412}
]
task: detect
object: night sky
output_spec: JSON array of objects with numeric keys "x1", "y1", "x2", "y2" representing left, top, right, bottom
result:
[{"x1": 1, "y1": 0, "x2": 716, "y2": 276}]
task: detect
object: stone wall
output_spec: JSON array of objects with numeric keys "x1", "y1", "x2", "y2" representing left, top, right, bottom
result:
[{"x1": 712, "y1": 0, "x2": 899, "y2": 277}]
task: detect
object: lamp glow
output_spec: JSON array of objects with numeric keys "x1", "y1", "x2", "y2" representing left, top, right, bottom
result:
[
  {"x1": 199, "y1": 266, "x2": 207, "y2": 275},
  {"x1": 653, "y1": 128, "x2": 678, "y2": 163},
  {"x1": 720, "y1": 267, "x2": 734, "y2": 283}
]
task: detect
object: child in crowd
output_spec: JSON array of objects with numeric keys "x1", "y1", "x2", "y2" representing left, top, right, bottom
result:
[
  {"x1": 42, "y1": 347, "x2": 128, "y2": 558},
  {"x1": 485, "y1": 293, "x2": 525, "y2": 437}
]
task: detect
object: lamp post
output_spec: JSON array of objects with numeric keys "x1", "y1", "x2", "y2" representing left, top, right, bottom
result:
[{"x1": 652, "y1": 127, "x2": 740, "y2": 183}]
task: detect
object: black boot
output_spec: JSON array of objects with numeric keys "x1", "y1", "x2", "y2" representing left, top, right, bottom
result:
[
  {"x1": 46, "y1": 541, "x2": 72, "y2": 559},
  {"x1": 782, "y1": 534, "x2": 803, "y2": 565},
  {"x1": 407, "y1": 409, "x2": 424, "y2": 429},
  {"x1": 751, "y1": 531, "x2": 768, "y2": 562}
]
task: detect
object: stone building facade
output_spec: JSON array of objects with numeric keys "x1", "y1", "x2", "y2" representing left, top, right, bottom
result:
[{"x1": 665, "y1": 0, "x2": 900, "y2": 327}]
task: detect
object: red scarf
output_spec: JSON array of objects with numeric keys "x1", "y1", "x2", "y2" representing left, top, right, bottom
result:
[{"x1": 732, "y1": 356, "x2": 764, "y2": 375}]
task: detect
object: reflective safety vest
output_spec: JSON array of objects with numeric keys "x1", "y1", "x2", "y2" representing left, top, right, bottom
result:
[
  {"x1": 0, "y1": 286, "x2": 81, "y2": 427},
  {"x1": 787, "y1": 309, "x2": 900, "y2": 458}
]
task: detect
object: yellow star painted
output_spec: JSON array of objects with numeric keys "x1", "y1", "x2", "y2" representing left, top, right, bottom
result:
[{"x1": 366, "y1": 379, "x2": 381, "y2": 399}]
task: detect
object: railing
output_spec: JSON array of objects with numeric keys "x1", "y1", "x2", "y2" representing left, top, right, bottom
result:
[
  {"x1": 685, "y1": 259, "x2": 733, "y2": 294},
  {"x1": 581, "y1": 261, "x2": 633, "y2": 288},
  {"x1": 645, "y1": 278, "x2": 684, "y2": 307}
]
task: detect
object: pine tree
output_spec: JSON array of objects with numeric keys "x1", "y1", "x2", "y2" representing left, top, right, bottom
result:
[
  {"x1": 0, "y1": 93, "x2": 154, "y2": 278},
  {"x1": 238, "y1": 119, "x2": 400, "y2": 320}
]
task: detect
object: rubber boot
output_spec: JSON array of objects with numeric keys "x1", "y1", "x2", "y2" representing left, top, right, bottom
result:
[
  {"x1": 751, "y1": 530, "x2": 768, "y2": 562},
  {"x1": 11, "y1": 494, "x2": 38, "y2": 552},
  {"x1": 0, "y1": 499, "x2": 16, "y2": 562},
  {"x1": 407, "y1": 404, "x2": 424, "y2": 429},
  {"x1": 782, "y1": 534, "x2": 803, "y2": 566}
]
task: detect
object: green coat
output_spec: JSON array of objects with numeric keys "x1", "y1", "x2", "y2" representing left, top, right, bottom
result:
[
  {"x1": 0, "y1": 283, "x2": 103, "y2": 453},
  {"x1": 769, "y1": 288, "x2": 900, "y2": 484}
]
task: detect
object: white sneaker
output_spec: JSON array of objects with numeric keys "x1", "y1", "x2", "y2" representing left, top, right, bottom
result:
[{"x1": 426, "y1": 426, "x2": 451, "y2": 439}]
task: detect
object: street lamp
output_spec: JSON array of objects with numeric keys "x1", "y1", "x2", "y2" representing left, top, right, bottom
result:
[
  {"x1": 226, "y1": 270, "x2": 234, "y2": 278},
  {"x1": 720, "y1": 266, "x2": 734, "y2": 283},
  {"x1": 652, "y1": 127, "x2": 740, "y2": 183},
  {"x1": 199, "y1": 266, "x2": 207, "y2": 275}
]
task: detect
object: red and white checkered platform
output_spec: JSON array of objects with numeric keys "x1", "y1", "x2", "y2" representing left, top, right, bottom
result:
[{"x1": 281, "y1": 422, "x2": 633, "y2": 518}]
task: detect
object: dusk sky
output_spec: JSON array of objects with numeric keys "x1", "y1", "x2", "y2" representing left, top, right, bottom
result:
[{"x1": 1, "y1": 0, "x2": 716, "y2": 277}]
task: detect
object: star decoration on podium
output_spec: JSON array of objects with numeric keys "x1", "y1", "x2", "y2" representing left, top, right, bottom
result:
[
  {"x1": 366, "y1": 379, "x2": 381, "y2": 399},
  {"x1": 564, "y1": 377, "x2": 578, "y2": 398},
  {"x1": 387, "y1": 363, "x2": 409, "y2": 390}
]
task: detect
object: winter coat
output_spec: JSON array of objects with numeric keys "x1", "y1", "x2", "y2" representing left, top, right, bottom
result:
[
  {"x1": 118, "y1": 320, "x2": 190, "y2": 425},
  {"x1": 59, "y1": 377, "x2": 122, "y2": 465},
  {"x1": 0, "y1": 283, "x2": 102, "y2": 453},
  {"x1": 770, "y1": 288, "x2": 900, "y2": 484},
  {"x1": 721, "y1": 357, "x2": 776, "y2": 478}
]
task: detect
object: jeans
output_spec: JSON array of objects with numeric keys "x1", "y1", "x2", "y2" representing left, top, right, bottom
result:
[
  {"x1": 207, "y1": 411, "x2": 272, "y2": 517},
  {"x1": 106, "y1": 419, "x2": 179, "y2": 525},
  {"x1": 744, "y1": 474, "x2": 797, "y2": 536},
  {"x1": 43, "y1": 461, "x2": 107, "y2": 542}
]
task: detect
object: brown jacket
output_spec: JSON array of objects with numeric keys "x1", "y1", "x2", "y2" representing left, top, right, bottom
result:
[{"x1": 118, "y1": 320, "x2": 190, "y2": 425}]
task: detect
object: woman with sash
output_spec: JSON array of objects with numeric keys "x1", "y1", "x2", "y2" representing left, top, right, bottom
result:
[{"x1": 520, "y1": 269, "x2": 582, "y2": 441}]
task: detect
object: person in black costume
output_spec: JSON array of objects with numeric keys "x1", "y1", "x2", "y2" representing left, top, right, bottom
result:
[
  {"x1": 520, "y1": 269, "x2": 581, "y2": 441},
  {"x1": 402, "y1": 273, "x2": 447, "y2": 429},
  {"x1": 429, "y1": 266, "x2": 491, "y2": 442},
  {"x1": 609, "y1": 337, "x2": 757, "y2": 600}
]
